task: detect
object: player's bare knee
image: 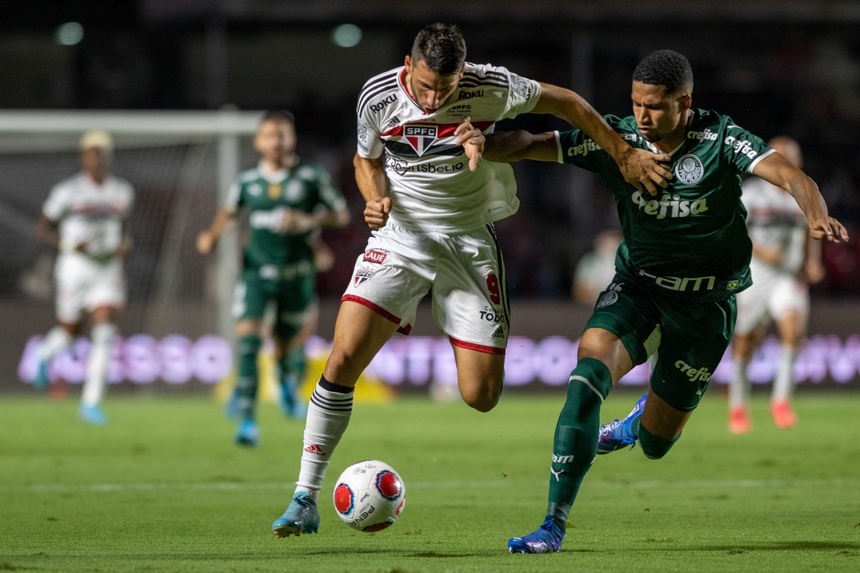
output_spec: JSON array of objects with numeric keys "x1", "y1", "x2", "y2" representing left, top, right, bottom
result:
[{"x1": 460, "y1": 382, "x2": 501, "y2": 412}]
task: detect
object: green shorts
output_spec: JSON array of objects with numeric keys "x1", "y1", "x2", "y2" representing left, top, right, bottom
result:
[
  {"x1": 232, "y1": 263, "x2": 315, "y2": 340},
  {"x1": 586, "y1": 273, "x2": 737, "y2": 411}
]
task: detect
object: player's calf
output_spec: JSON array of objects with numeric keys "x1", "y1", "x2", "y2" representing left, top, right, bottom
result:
[{"x1": 638, "y1": 423, "x2": 680, "y2": 459}]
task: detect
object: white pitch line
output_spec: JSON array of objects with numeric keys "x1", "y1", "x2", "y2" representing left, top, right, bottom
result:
[{"x1": 0, "y1": 477, "x2": 858, "y2": 494}]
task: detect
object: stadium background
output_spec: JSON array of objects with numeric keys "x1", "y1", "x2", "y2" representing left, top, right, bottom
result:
[{"x1": 1, "y1": 0, "x2": 859, "y2": 393}]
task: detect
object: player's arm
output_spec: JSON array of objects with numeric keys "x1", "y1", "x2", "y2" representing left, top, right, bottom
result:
[
  {"x1": 484, "y1": 130, "x2": 559, "y2": 163},
  {"x1": 34, "y1": 214, "x2": 61, "y2": 250},
  {"x1": 751, "y1": 153, "x2": 848, "y2": 243},
  {"x1": 116, "y1": 219, "x2": 133, "y2": 258},
  {"x1": 532, "y1": 82, "x2": 672, "y2": 195},
  {"x1": 353, "y1": 153, "x2": 390, "y2": 230},
  {"x1": 196, "y1": 207, "x2": 238, "y2": 255}
]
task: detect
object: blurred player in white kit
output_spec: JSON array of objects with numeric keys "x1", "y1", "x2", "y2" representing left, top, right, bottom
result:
[
  {"x1": 34, "y1": 130, "x2": 135, "y2": 426},
  {"x1": 728, "y1": 136, "x2": 824, "y2": 433}
]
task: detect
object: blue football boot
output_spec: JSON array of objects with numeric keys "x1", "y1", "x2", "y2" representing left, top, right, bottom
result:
[
  {"x1": 234, "y1": 418, "x2": 259, "y2": 447},
  {"x1": 279, "y1": 379, "x2": 307, "y2": 420},
  {"x1": 272, "y1": 492, "x2": 320, "y2": 538},
  {"x1": 79, "y1": 404, "x2": 107, "y2": 426},
  {"x1": 33, "y1": 359, "x2": 50, "y2": 391},
  {"x1": 597, "y1": 393, "x2": 647, "y2": 454},
  {"x1": 508, "y1": 517, "x2": 565, "y2": 554}
]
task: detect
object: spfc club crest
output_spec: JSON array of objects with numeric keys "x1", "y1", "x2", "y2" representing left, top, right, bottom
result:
[
  {"x1": 354, "y1": 268, "x2": 375, "y2": 287},
  {"x1": 404, "y1": 124, "x2": 438, "y2": 156}
]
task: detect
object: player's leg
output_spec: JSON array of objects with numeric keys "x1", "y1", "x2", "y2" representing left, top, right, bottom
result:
[
  {"x1": 229, "y1": 272, "x2": 268, "y2": 445},
  {"x1": 233, "y1": 318, "x2": 264, "y2": 444},
  {"x1": 79, "y1": 305, "x2": 118, "y2": 425},
  {"x1": 274, "y1": 225, "x2": 430, "y2": 538},
  {"x1": 273, "y1": 277, "x2": 317, "y2": 419},
  {"x1": 729, "y1": 283, "x2": 769, "y2": 433},
  {"x1": 434, "y1": 224, "x2": 510, "y2": 412},
  {"x1": 509, "y1": 327, "x2": 634, "y2": 554},
  {"x1": 728, "y1": 330, "x2": 758, "y2": 434},
  {"x1": 769, "y1": 280, "x2": 809, "y2": 428},
  {"x1": 509, "y1": 280, "x2": 657, "y2": 554},
  {"x1": 450, "y1": 346, "x2": 504, "y2": 412},
  {"x1": 35, "y1": 321, "x2": 78, "y2": 390},
  {"x1": 273, "y1": 301, "x2": 400, "y2": 537},
  {"x1": 36, "y1": 256, "x2": 85, "y2": 390},
  {"x1": 638, "y1": 296, "x2": 737, "y2": 459},
  {"x1": 78, "y1": 261, "x2": 125, "y2": 424}
]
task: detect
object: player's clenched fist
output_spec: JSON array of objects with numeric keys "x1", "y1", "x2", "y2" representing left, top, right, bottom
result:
[{"x1": 364, "y1": 197, "x2": 391, "y2": 230}]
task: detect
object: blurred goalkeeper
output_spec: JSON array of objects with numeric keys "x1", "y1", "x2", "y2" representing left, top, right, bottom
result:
[
  {"x1": 34, "y1": 130, "x2": 134, "y2": 426},
  {"x1": 196, "y1": 110, "x2": 350, "y2": 447}
]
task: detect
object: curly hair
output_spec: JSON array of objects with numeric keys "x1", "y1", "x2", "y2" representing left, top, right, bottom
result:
[
  {"x1": 632, "y1": 50, "x2": 694, "y2": 96},
  {"x1": 411, "y1": 23, "x2": 466, "y2": 76}
]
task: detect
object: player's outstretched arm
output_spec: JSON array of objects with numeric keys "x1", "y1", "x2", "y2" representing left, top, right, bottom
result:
[
  {"x1": 532, "y1": 82, "x2": 672, "y2": 195},
  {"x1": 196, "y1": 207, "x2": 237, "y2": 254},
  {"x1": 354, "y1": 153, "x2": 390, "y2": 230},
  {"x1": 752, "y1": 152, "x2": 849, "y2": 243},
  {"x1": 484, "y1": 131, "x2": 558, "y2": 163}
]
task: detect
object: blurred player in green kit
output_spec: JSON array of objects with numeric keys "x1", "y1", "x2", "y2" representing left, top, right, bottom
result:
[{"x1": 197, "y1": 111, "x2": 350, "y2": 446}]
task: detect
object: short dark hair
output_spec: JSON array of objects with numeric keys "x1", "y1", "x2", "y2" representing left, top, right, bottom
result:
[
  {"x1": 260, "y1": 109, "x2": 295, "y2": 126},
  {"x1": 411, "y1": 23, "x2": 466, "y2": 76},
  {"x1": 632, "y1": 50, "x2": 694, "y2": 96}
]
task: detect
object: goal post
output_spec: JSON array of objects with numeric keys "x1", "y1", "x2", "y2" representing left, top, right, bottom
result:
[{"x1": 0, "y1": 109, "x2": 263, "y2": 390}]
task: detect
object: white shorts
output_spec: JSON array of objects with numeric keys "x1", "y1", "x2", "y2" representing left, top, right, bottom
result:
[
  {"x1": 54, "y1": 253, "x2": 126, "y2": 323},
  {"x1": 734, "y1": 266, "x2": 809, "y2": 336},
  {"x1": 342, "y1": 222, "x2": 509, "y2": 353}
]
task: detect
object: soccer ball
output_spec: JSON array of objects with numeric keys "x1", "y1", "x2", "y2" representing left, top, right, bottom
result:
[{"x1": 333, "y1": 460, "x2": 406, "y2": 532}]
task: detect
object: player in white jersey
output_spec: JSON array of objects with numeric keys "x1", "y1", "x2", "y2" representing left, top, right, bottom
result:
[
  {"x1": 271, "y1": 22, "x2": 673, "y2": 539},
  {"x1": 34, "y1": 130, "x2": 134, "y2": 426},
  {"x1": 728, "y1": 137, "x2": 824, "y2": 432}
]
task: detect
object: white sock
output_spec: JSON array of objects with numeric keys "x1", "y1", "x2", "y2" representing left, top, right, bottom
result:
[
  {"x1": 40, "y1": 326, "x2": 72, "y2": 361},
  {"x1": 82, "y1": 323, "x2": 116, "y2": 408},
  {"x1": 729, "y1": 357, "x2": 750, "y2": 410},
  {"x1": 772, "y1": 346, "x2": 797, "y2": 403},
  {"x1": 295, "y1": 379, "x2": 354, "y2": 501}
]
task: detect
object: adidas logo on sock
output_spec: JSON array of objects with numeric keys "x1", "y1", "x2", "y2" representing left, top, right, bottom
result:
[{"x1": 304, "y1": 444, "x2": 326, "y2": 456}]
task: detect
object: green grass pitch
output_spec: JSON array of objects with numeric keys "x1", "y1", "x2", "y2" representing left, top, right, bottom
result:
[{"x1": 1, "y1": 390, "x2": 858, "y2": 572}]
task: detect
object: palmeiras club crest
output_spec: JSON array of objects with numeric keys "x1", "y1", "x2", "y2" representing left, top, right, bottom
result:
[{"x1": 404, "y1": 124, "x2": 438, "y2": 156}]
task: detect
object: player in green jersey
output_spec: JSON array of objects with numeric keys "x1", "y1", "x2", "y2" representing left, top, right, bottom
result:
[
  {"x1": 197, "y1": 110, "x2": 350, "y2": 447},
  {"x1": 481, "y1": 50, "x2": 848, "y2": 553}
]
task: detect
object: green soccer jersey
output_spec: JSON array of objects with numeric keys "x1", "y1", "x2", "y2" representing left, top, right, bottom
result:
[
  {"x1": 557, "y1": 109, "x2": 773, "y2": 301},
  {"x1": 226, "y1": 159, "x2": 345, "y2": 269}
]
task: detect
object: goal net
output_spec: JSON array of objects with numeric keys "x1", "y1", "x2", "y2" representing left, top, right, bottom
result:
[{"x1": 0, "y1": 110, "x2": 262, "y2": 391}]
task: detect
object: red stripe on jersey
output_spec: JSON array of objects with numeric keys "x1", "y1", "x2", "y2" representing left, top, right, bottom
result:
[
  {"x1": 341, "y1": 294, "x2": 412, "y2": 335},
  {"x1": 380, "y1": 120, "x2": 494, "y2": 138},
  {"x1": 449, "y1": 337, "x2": 506, "y2": 355}
]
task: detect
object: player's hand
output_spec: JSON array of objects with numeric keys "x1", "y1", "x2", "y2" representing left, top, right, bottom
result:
[
  {"x1": 364, "y1": 197, "x2": 391, "y2": 230},
  {"x1": 808, "y1": 215, "x2": 848, "y2": 243},
  {"x1": 116, "y1": 239, "x2": 132, "y2": 259},
  {"x1": 278, "y1": 210, "x2": 317, "y2": 234},
  {"x1": 618, "y1": 148, "x2": 673, "y2": 196},
  {"x1": 455, "y1": 116, "x2": 484, "y2": 172},
  {"x1": 196, "y1": 231, "x2": 215, "y2": 254}
]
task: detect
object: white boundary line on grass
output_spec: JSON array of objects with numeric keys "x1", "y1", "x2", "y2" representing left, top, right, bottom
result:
[{"x1": 1, "y1": 477, "x2": 858, "y2": 494}]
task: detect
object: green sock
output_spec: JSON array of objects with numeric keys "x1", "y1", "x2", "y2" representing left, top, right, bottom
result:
[
  {"x1": 236, "y1": 335, "x2": 261, "y2": 421},
  {"x1": 278, "y1": 346, "x2": 307, "y2": 400},
  {"x1": 546, "y1": 357, "x2": 613, "y2": 527}
]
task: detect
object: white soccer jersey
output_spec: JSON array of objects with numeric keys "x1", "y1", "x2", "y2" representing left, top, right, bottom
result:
[
  {"x1": 43, "y1": 172, "x2": 135, "y2": 259},
  {"x1": 742, "y1": 177, "x2": 807, "y2": 276},
  {"x1": 356, "y1": 62, "x2": 542, "y2": 233}
]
